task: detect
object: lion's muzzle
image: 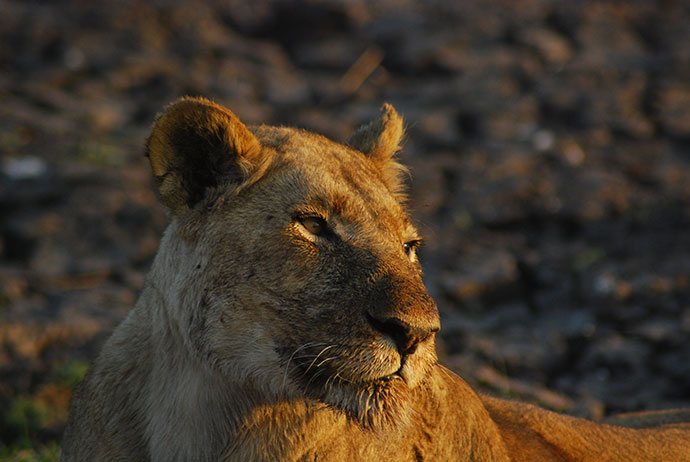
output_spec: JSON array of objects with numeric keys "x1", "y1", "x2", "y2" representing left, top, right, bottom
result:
[{"x1": 366, "y1": 314, "x2": 438, "y2": 356}]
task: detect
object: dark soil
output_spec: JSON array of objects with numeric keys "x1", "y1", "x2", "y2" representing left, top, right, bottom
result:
[{"x1": 1, "y1": 0, "x2": 689, "y2": 450}]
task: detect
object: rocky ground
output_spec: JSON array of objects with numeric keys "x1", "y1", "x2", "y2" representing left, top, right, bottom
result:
[{"x1": 1, "y1": 0, "x2": 689, "y2": 456}]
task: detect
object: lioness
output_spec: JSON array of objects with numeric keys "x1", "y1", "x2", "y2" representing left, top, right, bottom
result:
[{"x1": 62, "y1": 97, "x2": 690, "y2": 461}]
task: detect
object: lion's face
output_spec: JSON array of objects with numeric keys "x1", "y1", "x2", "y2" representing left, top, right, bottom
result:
[{"x1": 146, "y1": 98, "x2": 440, "y2": 428}]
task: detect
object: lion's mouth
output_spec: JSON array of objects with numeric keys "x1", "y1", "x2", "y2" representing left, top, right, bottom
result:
[
  {"x1": 283, "y1": 341, "x2": 426, "y2": 392},
  {"x1": 295, "y1": 359, "x2": 402, "y2": 389},
  {"x1": 377, "y1": 358, "x2": 414, "y2": 385},
  {"x1": 279, "y1": 343, "x2": 431, "y2": 428},
  {"x1": 289, "y1": 346, "x2": 400, "y2": 386}
]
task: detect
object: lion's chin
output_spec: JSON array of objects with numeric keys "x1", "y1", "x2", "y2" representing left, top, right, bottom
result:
[{"x1": 308, "y1": 373, "x2": 413, "y2": 430}]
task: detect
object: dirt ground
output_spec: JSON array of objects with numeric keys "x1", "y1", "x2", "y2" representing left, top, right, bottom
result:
[{"x1": 1, "y1": 0, "x2": 689, "y2": 455}]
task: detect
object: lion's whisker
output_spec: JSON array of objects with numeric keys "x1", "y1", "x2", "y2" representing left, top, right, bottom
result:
[
  {"x1": 281, "y1": 342, "x2": 327, "y2": 391},
  {"x1": 303, "y1": 345, "x2": 334, "y2": 376},
  {"x1": 315, "y1": 356, "x2": 336, "y2": 369},
  {"x1": 303, "y1": 359, "x2": 335, "y2": 391}
]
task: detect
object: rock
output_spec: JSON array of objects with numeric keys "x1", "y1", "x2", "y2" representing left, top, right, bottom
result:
[
  {"x1": 657, "y1": 80, "x2": 690, "y2": 138},
  {"x1": 518, "y1": 27, "x2": 573, "y2": 65}
]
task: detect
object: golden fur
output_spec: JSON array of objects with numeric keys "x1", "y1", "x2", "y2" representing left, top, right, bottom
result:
[{"x1": 62, "y1": 97, "x2": 690, "y2": 461}]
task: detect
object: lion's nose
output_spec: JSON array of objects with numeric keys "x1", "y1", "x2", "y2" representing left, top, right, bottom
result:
[{"x1": 366, "y1": 314, "x2": 439, "y2": 356}]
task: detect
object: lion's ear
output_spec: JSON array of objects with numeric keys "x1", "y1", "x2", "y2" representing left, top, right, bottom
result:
[
  {"x1": 347, "y1": 103, "x2": 407, "y2": 198},
  {"x1": 145, "y1": 97, "x2": 262, "y2": 212}
]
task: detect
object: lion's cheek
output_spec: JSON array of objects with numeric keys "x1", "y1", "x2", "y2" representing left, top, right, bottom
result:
[{"x1": 204, "y1": 307, "x2": 289, "y2": 388}]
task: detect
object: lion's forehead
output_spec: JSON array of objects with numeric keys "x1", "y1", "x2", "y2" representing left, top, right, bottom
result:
[{"x1": 253, "y1": 126, "x2": 414, "y2": 237}]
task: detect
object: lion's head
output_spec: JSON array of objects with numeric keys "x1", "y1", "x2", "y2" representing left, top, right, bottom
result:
[{"x1": 145, "y1": 97, "x2": 440, "y2": 428}]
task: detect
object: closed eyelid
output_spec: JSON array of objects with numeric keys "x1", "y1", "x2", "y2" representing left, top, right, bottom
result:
[{"x1": 299, "y1": 216, "x2": 327, "y2": 235}]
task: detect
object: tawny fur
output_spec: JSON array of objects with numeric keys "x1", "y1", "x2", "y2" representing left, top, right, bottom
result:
[{"x1": 62, "y1": 97, "x2": 690, "y2": 461}]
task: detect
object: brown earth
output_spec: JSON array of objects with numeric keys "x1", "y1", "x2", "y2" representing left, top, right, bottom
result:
[{"x1": 1, "y1": 0, "x2": 689, "y2": 452}]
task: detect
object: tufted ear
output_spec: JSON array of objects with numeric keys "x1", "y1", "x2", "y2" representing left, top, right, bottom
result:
[
  {"x1": 145, "y1": 97, "x2": 262, "y2": 212},
  {"x1": 347, "y1": 103, "x2": 408, "y2": 198}
]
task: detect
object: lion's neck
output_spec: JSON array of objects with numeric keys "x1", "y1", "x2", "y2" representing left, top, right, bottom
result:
[
  {"x1": 139, "y1": 283, "x2": 263, "y2": 461},
  {"x1": 134, "y1": 226, "x2": 283, "y2": 460}
]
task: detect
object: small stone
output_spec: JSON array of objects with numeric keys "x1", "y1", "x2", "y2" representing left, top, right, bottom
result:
[
  {"x1": 533, "y1": 129, "x2": 556, "y2": 152},
  {"x1": 2, "y1": 156, "x2": 48, "y2": 180}
]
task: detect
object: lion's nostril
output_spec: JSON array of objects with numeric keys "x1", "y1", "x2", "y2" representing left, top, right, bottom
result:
[{"x1": 366, "y1": 314, "x2": 435, "y2": 356}]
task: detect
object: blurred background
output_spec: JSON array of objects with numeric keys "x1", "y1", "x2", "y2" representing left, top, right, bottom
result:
[{"x1": 1, "y1": 0, "x2": 689, "y2": 458}]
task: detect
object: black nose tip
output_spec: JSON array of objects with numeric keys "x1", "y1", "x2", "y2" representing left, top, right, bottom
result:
[{"x1": 367, "y1": 314, "x2": 438, "y2": 356}]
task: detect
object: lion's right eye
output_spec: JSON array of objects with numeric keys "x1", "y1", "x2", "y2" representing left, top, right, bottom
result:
[
  {"x1": 299, "y1": 216, "x2": 327, "y2": 236},
  {"x1": 403, "y1": 239, "x2": 421, "y2": 260}
]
